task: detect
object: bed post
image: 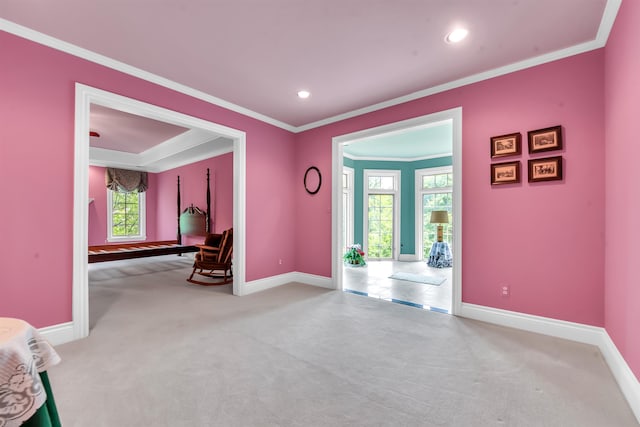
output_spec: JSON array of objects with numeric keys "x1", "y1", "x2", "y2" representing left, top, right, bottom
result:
[
  {"x1": 177, "y1": 175, "x2": 182, "y2": 245},
  {"x1": 206, "y1": 168, "x2": 211, "y2": 233}
]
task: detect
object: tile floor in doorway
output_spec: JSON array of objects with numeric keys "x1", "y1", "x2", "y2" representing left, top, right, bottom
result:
[{"x1": 343, "y1": 260, "x2": 452, "y2": 313}]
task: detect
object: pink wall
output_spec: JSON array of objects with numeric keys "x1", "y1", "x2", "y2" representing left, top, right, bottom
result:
[
  {"x1": 88, "y1": 166, "x2": 159, "y2": 246},
  {"x1": 296, "y1": 51, "x2": 606, "y2": 327},
  {"x1": 0, "y1": 30, "x2": 296, "y2": 327},
  {"x1": 0, "y1": 19, "x2": 620, "y2": 343},
  {"x1": 155, "y1": 153, "x2": 234, "y2": 246},
  {"x1": 604, "y1": 0, "x2": 640, "y2": 378}
]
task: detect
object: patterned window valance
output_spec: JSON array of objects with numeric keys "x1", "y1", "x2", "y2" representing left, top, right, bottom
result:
[{"x1": 105, "y1": 168, "x2": 148, "y2": 192}]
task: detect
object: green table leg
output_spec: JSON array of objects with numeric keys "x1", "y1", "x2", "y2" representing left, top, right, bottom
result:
[{"x1": 21, "y1": 371, "x2": 61, "y2": 427}]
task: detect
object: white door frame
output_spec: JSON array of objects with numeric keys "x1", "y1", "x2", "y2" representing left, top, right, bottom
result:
[
  {"x1": 73, "y1": 83, "x2": 247, "y2": 341},
  {"x1": 332, "y1": 107, "x2": 462, "y2": 315},
  {"x1": 342, "y1": 166, "x2": 355, "y2": 247}
]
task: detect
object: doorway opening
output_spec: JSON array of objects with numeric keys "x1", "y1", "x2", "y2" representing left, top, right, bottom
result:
[
  {"x1": 332, "y1": 108, "x2": 462, "y2": 314},
  {"x1": 73, "y1": 83, "x2": 247, "y2": 341}
]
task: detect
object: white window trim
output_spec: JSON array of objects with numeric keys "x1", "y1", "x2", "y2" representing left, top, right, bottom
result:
[
  {"x1": 106, "y1": 189, "x2": 147, "y2": 242},
  {"x1": 343, "y1": 167, "x2": 355, "y2": 248},
  {"x1": 363, "y1": 169, "x2": 400, "y2": 260},
  {"x1": 415, "y1": 166, "x2": 452, "y2": 260}
]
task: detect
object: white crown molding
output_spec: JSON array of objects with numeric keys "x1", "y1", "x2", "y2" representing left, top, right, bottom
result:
[
  {"x1": 0, "y1": 0, "x2": 622, "y2": 133},
  {"x1": 343, "y1": 152, "x2": 452, "y2": 162},
  {"x1": 0, "y1": 18, "x2": 296, "y2": 133},
  {"x1": 295, "y1": 0, "x2": 622, "y2": 132},
  {"x1": 89, "y1": 127, "x2": 234, "y2": 172},
  {"x1": 597, "y1": 0, "x2": 623, "y2": 45},
  {"x1": 141, "y1": 129, "x2": 221, "y2": 166}
]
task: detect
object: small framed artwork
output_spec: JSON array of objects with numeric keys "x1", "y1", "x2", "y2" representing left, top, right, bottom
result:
[
  {"x1": 490, "y1": 132, "x2": 521, "y2": 158},
  {"x1": 528, "y1": 156, "x2": 563, "y2": 182},
  {"x1": 491, "y1": 161, "x2": 521, "y2": 185},
  {"x1": 528, "y1": 125, "x2": 563, "y2": 154}
]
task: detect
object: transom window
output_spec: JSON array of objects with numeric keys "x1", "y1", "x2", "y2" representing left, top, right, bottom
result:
[
  {"x1": 368, "y1": 175, "x2": 396, "y2": 190},
  {"x1": 107, "y1": 189, "x2": 146, "y2": 241},
  {"x1": 422, "y1": 172, "x2": 453, "y2": 190}
]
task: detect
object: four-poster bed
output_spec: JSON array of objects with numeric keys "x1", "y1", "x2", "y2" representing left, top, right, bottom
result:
[{"x1": 88, "y1": 169, "x2": 211, "y2": 263}]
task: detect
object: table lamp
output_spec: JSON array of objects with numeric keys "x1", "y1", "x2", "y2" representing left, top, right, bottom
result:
[{"x1": 430, "y1": 210, "x2": 449, "y2": 242}]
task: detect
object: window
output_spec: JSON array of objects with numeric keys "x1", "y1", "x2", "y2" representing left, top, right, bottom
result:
[
  {"x1": 107, "y1": 189, "x2": 146, "y2": 241},
  {"x1": 416, "y1": 167, "x2": 453, "y2": 259},
  {"x1": 422, "y1": 171, "x2": 453, "y2": 190},
  {"x1": 364, "y1": 170, "x2": 400, "y2": 259},
  {"x1": 368, "y1": 175, "x2": 395, "y2": 190}
]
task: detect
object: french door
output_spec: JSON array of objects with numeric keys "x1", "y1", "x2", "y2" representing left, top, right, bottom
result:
[
  {"x1": 364, "y1": 170, "x2": 400, "y2": 260},
  {"x1": 417, "y1": 167, "x2": 453, "y2": 259}
]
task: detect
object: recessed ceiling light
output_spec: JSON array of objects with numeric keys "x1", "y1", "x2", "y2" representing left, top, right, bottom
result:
[
  {"x1": 297, "y1": 90, "x2": 311, "y2": 99},
  {"x1": 445, "y1": 28, "x2": 468, "y2": 44}
]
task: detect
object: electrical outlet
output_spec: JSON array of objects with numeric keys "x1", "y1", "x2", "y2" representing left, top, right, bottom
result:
[
  {"x1": 501, "y1": 285, "x2": 510, "y2": 297},
  {"x1": 278, "y1": 259, "x2": 283, "y2": 265}
]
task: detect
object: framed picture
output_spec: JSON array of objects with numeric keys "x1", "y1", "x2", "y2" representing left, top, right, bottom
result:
[
  {"x1": 528, "y1": 156, "x2": 563, "y2": 182},
  {"x1": 528, "y1": 125, "x2": 563, "y2": 153},
  {"x1": 490, "y1": 132, "x2": 521, "y2": 158},
  {"x1": 491, "y1": 161, "x2": 520, "y2": 185}
]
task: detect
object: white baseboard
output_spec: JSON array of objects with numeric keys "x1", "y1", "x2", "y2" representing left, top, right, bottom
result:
[
  {"x1": 398, "y1": 254, "x2": 420, "y2": 262},
  {"x1": 243, "y1": 271, "x2": 334, "y2": 295},
  {"x1": 599, "y1": 332, "x2": 640, "y2": 421},
  {"x1": 459, "y1": 302, "x2": 640, "y2": 423},
  {"x1": 459, "y1": 302, "x2": 604, "y2": 345},
  {"x1": 289, "y1": 272, "x2": 335, "y2": 289},
  {"x1": 38, "y1": 321, "x2": 75, "y2": 346}
]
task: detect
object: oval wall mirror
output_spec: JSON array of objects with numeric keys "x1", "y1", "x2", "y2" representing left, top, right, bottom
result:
[{"x1": 304, "y1": 166, "x2": 322, "y2": 195}]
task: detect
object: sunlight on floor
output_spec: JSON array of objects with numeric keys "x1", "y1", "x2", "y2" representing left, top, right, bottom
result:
[{"x1": 342, "y1": 260, "x2": 452, "y2": 313}]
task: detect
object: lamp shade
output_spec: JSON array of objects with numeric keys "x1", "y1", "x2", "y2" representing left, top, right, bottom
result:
[{"x1": 429, "y1": 210, "x2": 449, "y2": 224}]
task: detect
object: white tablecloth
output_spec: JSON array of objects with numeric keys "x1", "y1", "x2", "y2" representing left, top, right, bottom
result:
[{"x1": 0, "y1": 317, "x2": 60, "y2": 427}]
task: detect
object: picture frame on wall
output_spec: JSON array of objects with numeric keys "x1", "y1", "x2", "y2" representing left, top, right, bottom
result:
[
  {"x1": 490, "y1": 132, "x2": 522, "y2": 158},
  {"x1": 528, "y1": 156, "x2": 563, "y2": 182},
  {"x1": 491, "y1": 161, "x2": 521, "y2": 185},
  {"x1": 528, "y1": 125, "x2": 563, "y2": 153}
]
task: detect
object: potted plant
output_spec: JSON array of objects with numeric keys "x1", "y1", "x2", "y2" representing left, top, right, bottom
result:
[{"x1": 343, "y1": 244, "x2": 366, "y2": 266}]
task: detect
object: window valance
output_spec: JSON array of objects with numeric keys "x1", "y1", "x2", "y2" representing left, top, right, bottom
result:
[{"x1": 105, "y1": 168, "x2": 148, "y2": 193}]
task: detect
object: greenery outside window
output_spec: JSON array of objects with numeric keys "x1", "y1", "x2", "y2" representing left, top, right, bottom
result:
[
  {"x1": 364, "y1": 170, "x2": 399, "y2": 260},
  {"x1": 417, "y1": 167, "x2": 453, "y2": 259},
  {"x1": 107, "y1": 189, "x2": 146, "y2": 242}
]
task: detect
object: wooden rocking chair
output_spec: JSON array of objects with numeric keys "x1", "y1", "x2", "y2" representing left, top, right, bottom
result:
[{"x1": 187, "y1": 228, "x2": 233, "y2": 285}]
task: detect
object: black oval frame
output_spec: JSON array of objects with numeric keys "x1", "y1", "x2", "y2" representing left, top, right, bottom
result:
[{"x1": 304, "y1": 166, "x2": 322, "y2": 195}]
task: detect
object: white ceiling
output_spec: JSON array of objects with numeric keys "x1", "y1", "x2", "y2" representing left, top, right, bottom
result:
[
  {"x1": 0, "y1": 0, "x2": 618, "y2": 132},
  {"x1": 0, "y1": 1, "x2": 619, "y2": 166},
  {"x1": 343, "y1": 120, "x2": 452, "y2": 160},
  {"x1": 88, "y1": 105, "x2": 233, "y2": 172}
]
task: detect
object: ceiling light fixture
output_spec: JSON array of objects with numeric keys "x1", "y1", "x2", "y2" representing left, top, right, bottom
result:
[
  {"x1": 445, "y1": 28, "x2": 468, "y2": 44},
  {"x1": 297, "y1": 90, "x2": 311, "y2": 99}
]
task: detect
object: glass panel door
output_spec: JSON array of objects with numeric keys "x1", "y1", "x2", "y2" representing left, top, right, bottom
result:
[
  {"x1": 368, "y1": 194, "x2": 394, "y2": 259},
  {"x1": 422, "y1": 192, "x2": 452, "y2": 259}
]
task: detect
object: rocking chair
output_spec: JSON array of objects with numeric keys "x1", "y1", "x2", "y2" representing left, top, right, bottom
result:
[{"x1": 187, "y1": 228, "x2": 233, "y2": 285}]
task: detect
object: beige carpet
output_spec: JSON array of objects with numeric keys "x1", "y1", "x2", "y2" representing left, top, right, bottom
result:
[{"x1": 48, "y1": 256, "x2": 637, "y2": 426}]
